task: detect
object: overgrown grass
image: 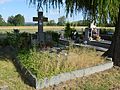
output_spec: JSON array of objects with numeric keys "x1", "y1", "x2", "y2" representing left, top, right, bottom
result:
[
  {"x1": 18, "y1": 47, "x2": 105, "y2": 80},
  {"x1": 0, "y1": 58, "x2": 35, "y2": 90},
  {"x1": 43, "y1": 67, "x2": 120, "y2": 90}
]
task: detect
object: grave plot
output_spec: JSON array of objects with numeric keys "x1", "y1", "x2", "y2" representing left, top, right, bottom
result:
[
  {"x1": 0, "y1": 58, "x2": 35, "y2": 90},
  {"x1": 17, "y1": 46, "x2": 111, "y2": 89}
]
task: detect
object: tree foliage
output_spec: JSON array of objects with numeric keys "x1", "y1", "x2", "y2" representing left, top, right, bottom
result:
[
  {"x1": 57, "y1": 16, "x2": 66, "y2": 26},
  {"x1": 46, "y1": 20, "x2": 56, "y2": 26},
  {"x1": 29, "y1": 0, "x2": 120, "y2": 24},
  {"x1": 7, "y1": 14, "x2": 25, "y2": 26},
  {"x1": 0, "y1": 14, "x2": 6, "y2": 26},
  {"x1": 7, "y1": 16, "x2": 15, "y2": 25}
]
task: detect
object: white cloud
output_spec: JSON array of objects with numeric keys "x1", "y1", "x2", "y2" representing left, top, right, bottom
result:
[{"x1": 0, "y1": 0, "x2": 11, "y2": 4}]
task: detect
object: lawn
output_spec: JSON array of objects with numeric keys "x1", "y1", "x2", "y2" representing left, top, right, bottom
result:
[
  {"x1": 18, "y1": 47, "x2": 106, "y2": 80},
  {"x1": 0, "y1": 58, "x2": 35, "y2": 90},
  {"x1": 43, "y1": 67, "x2": 120, "y2": 90}
]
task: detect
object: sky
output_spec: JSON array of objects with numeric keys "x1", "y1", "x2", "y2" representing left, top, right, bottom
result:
[{"x1": 0, "y1": 0, "x2": 83, "y2": 23}]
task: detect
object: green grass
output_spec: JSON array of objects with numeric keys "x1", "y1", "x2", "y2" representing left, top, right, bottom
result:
[
  {"x1": 18, "y1": 47, "x2": 106, "y2": 80},
  {"x1": 0, "y1": 58, "x2": 35, "y2": 90},
  {"x1": 42, "y1": 67, "x2": 120, "y2": 90}
]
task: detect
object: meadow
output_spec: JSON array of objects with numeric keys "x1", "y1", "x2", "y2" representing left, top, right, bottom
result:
[{"x1": 0, "y1": 26, "x2": 115, "y2": 33}]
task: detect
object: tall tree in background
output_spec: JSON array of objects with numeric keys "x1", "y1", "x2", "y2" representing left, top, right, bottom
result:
[
  {"x1": 57, "y1": 16, "x2": 66, "y2": 26},
  {"x1": 7, "y1": 16, "x2": 15, "y2": 25},
  {"x1": 47, "y1": 20, "x2": 56, "y2": 26},
  {"x1": 29, "y1": 0, "x2": 120, "y2": 66},
  {"x1": 0, "y1": 14, "x2": 6, "y2": 26},
  {"x1": 14, "y1": 14, "x2": 25, "y2": 26},
  {"x1": 7, "y1": 14, "x2": 25, "y2": 26}
]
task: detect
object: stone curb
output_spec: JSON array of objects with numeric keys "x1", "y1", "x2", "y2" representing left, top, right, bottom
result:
[
  {"x1": 36, "y1": 61, "x2": 113, "y2": 89},
  {"x1": 12, "y1": 58, "x2": 37, "y2": 88}
]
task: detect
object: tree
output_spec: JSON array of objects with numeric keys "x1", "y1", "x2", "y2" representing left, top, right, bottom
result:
[
  {"x1": 14, "y1": 14, "x2": 25, "y2": 26},
  {"x1": 7, "y1": 16, "x2": 15, "y2": 25},
  {"x1": 47, "y1": 20, "x2": 56, "y2": 26},
  {"x1": 57, "y1": 16, "x2": 66, "y2": 26},
  {"x1": 7, "y1": 14, "x2": 25, "y2": 26},
  {"x1": 0, "y1": 14, "x2": 6, "y2": 26},
  {"x1": 29, "y1": 0, "x2": 120, "y2": 66}
]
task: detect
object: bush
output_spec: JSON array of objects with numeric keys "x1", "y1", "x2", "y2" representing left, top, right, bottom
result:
[
  {"x1": 64, "y1": 22, "x2": 76, "y2": 38},
  {"x1": 2, "y1": 32, "x2": 31, "y2": 49},
  {"x1": 46, "y1": 31, "x2": 60, "y2": 42}
]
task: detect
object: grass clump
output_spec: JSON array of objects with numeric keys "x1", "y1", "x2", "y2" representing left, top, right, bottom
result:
[{"x1": 18, "y1": 47, "x2": 105, "y2": 80}]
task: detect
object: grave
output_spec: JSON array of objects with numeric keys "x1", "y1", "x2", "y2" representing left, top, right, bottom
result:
[
  {"x1": 84, "y1": 21, "x2": 100, "y2": 41},
  {"x1": 31, "y1": 11, "x2": 52, "y2": 47},
  {"x1": 83, "y1": 21, "x2": 111, "y2": 48},
  {"x1": 33, "y1": 11, "x2": 48, "y2": 45}
]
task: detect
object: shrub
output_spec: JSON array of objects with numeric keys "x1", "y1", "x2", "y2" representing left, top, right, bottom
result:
[
  {"x1": 2, "y1": 32, "x2": 31, "y2": 49},
  {"x1": 46, "y1": 31, "x2": 60, "y2": 42},
  {"x1": 64, "y1": 22, "x2": 76, "y2": 38}
]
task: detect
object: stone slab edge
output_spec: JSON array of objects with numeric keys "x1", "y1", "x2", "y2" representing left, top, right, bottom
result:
[
  {"x1": 36, "y1": 61, "x2": 113, "y2": 89},
  {"x1": 12, "y1": 58, "x2": 37, "y2": 88}
]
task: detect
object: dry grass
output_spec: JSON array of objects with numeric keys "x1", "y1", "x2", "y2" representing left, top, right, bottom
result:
[
  {"x1": 0, "y1": 26, "x2": 115, "y2": 33},
  {"x1": 43, "y1": 67, "x2": 120, "y2": 90},
  {"x1": 0, "y1": 58, "x2": 35, "y2": 90},
  {"x1": 64, "y1": 47, "x2": 105, "y2": 69},
  {"x1": 0, "y1": 26, "x2": 85, "y2": 33}
]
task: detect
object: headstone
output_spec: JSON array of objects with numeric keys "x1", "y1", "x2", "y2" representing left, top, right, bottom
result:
[
  {"x1": 84, "y1": 21, "x2": 100, "y2": 41},
  {"x1": 84, "y1": 28, "x2": 90, "y2": 41},
  {"x1": 45, "y1": 33, "x2": 52, "y2": 42},
  {"x1": 33, "y1": 11, "x2": 48, "y2": 44}
]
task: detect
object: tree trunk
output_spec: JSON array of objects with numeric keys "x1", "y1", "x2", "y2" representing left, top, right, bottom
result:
[{"x1": 103, "y1": 7, "x2": 120, "y2": 66}]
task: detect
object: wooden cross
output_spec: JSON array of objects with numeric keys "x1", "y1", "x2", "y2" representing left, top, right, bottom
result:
[
  {"x1": 33, "y1": 11, "x2": 48, "y2": 44},
  {"x1": 33, "y1": 12, "x2": 48, "y2": 33}
]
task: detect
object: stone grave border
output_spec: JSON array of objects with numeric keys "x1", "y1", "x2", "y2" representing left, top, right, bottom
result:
[
  {"x1": 13, "y1": 46, "x2": 113, "y2": 89},
  {"x1": 12, "y1": 58, "x2": 37, "y2": 88}
]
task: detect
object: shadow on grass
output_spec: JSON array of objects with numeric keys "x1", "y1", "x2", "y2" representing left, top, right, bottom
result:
[{"x1": 0, "y1": 46, "x2": 35, "y2": 88}]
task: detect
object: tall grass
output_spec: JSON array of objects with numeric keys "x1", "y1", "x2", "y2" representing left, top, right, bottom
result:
[{"x1": 18, "y1": 47, "x2": 105, "y2": 80}]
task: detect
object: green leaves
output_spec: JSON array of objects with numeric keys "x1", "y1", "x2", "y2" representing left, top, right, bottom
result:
[
  {"x1": 7, "y1": 14, "x2": 25, "y2": 26},
  {"x1": 29, "y1": 0, "x2": 120, "y2": 25}
]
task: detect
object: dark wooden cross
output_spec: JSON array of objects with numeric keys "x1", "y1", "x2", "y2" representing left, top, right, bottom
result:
[
  {"x1": 33, "y1": 12, "x2": 48, "y2": 33},
  {"x1": 33, "y1": 12, "x2": 48, "y2": 42}
]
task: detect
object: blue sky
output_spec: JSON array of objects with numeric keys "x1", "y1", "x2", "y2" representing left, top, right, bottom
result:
[{"x1": 0, "y1": 0, "x2": 83, "y2": 22}]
